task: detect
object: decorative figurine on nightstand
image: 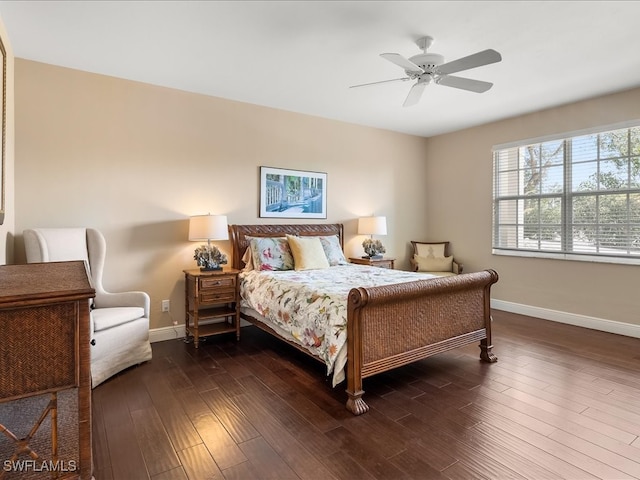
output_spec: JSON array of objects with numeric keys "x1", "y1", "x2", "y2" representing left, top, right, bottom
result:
[
  {"x1": 193, "y1": 245, "x2": 227, "y2": 271},
  {"x1": 189, "y1": 213, "x2": 229, "y2": 271},
  {"x1": 362, "y1": 238, "x2": 386, "y2": 260}
]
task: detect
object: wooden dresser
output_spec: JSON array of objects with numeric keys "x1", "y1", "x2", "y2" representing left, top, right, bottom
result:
[{"x1": 0, "y1": 261, "x2": 95, "y2": 479}]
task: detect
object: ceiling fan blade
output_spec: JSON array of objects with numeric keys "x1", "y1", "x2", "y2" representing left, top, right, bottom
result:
[
  {"x1": 349, "y1": 77, "x2": 410, "y2": 89},
  {"x1": 437, "y1": 75, "x2": 493, "y2": 93},
  {"x1": 437, "y1": 49, "x2": 502, "y2": 75},
  {"x1": 403, "y1": 81, "x2": 427, "y2": 107},
  {"x1": 380, "y1": 53, "x2": 423, "y2": 74}
]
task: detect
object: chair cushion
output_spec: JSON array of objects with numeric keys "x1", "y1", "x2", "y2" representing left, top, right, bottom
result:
[
  {"x1": 29, "y1": 228, "x2": 90, "y2": 263},
  {"x1": 92, "y1": 307, "x2": 146, "y2": 332},
  {"x1": 414, "y1": 242, "x2": 447, "y2": 258},
  {"x1": 414, "y1": 254, "x2": 454, "y2": 272}
]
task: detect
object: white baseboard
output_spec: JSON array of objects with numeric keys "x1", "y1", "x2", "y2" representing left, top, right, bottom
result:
[
  {"x1": 491, "y1": 299, "x2": 640, "y2": 339},
  {"x1": 150, "y1": 302, "x2": 640, "y2": 343},
  {"x1": 149, "y1": 325, "x2": 185, "y2": 343},
  {"x1": 149, "y1": 319, "x2": 252, "y2": 344}
]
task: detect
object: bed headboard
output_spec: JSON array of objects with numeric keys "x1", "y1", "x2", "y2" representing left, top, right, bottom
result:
[{"x1": 228, "y1": 223, "x2": 344, "y2": 270}]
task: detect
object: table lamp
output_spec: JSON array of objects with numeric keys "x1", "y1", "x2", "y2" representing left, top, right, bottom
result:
[
  {"x1": 188, "y1": 214, "x2": 229, "y2": 271},
  {"x1": 357, "y1": 216, "x2": 387, "y2": 259}
]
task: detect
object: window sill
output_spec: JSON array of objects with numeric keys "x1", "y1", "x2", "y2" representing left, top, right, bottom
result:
[{"x1": 492, "y1": 248, "x2": 640, "y2": 266}]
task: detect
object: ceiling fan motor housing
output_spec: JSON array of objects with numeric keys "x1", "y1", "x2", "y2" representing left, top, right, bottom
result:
[{"x1": 408, "y1": 53, "x2": 445, "y2": 73}]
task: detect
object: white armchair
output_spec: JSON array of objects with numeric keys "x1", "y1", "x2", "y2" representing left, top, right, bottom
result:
[{"x1": 23, "y1": 228, "x2": 152, "y2": 387}]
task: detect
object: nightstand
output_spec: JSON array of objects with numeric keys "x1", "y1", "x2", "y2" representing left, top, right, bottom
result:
[
  {"x1": 349, "y1": 257, "x2": 395, "y2": 269},
  {"x1": 183, "y1": 268, "x2": 240, "y2": 348}
]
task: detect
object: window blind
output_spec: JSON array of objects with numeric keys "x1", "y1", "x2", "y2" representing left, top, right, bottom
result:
[{"x1": 492, "y1": 125, "x2": 640, "y2": 263}]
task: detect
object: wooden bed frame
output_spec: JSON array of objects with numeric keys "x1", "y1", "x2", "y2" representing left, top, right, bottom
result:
[{"x1": 229, "y1": 223, "x2": 499, "y2": 415}]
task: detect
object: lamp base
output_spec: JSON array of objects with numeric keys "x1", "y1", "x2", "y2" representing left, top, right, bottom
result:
[
  {"x1": 363, "y1": 255, "x2": 383, "y2": 260},
  {"x1": 200, "y1": 266, "x2": 222, "y2": 272}
]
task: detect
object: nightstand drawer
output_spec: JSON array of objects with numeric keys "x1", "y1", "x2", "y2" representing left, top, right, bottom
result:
[
  {"x1": 375, "y1": 260, "x2": 394, "y2": 269},
  {"x1": 200, "y1": 290, "x2": 235, "y2": 304},
  {"x1": 200, "y1": 276, "x2": 236, "y2": 290}
]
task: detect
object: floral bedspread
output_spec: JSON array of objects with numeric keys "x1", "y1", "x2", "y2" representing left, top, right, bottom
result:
[{"x1": 239, "y1": 265, "x2": 437, "y2": 386}]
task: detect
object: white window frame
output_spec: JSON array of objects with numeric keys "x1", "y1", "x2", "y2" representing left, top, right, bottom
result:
[{"x1": 492, "y1": 120, "x2": 640, "y2": 266}]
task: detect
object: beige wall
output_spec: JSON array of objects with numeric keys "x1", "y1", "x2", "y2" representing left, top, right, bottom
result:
[
  {"x1": 13, "y1": 58, "x2": 640, "y2": 333},
  {"x1": 0, "y1": 16, "x2": 14, "y2": 264},
  {"x1": 13, "y1": 59, "x2": 430, "y2": 329},
  {"x1": 425, "y1": 87, "x2": 640, "y2": 327}
]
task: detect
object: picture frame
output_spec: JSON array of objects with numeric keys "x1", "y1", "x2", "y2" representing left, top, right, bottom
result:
[
  {"x1": 259, "y1": 166, "x2": 327, "y2": 219},
  {"x1": 0, "y1": 34, "x2": 5, "y2": 225}
]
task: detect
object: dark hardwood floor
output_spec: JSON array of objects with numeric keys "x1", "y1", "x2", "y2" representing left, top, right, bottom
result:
[{"x1": 92, "y1": 310, "x2": 640, "y2": 480}]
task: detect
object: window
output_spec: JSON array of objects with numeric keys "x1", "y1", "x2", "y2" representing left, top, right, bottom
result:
[{"x1": 493, "y1": 123, "x2": 640, "y2": 264}]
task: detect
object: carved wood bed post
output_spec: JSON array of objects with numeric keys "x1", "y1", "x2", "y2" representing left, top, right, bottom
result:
[
  {"x1": 479, "y1": 269, "x2": 499, "y2": 363},
  {"x1": 345, "y1": 287, "x2": 369, "y2": 415}
]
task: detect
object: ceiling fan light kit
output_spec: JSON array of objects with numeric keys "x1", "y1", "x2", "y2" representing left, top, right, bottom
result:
[{"x1": 351, "y1": 35, "x2": 502, "y2": 107}]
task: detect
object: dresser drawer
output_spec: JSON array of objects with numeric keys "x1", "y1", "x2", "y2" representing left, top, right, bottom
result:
[{"x1": 199, "y1": 276, "x2": 236, "y2": 290}]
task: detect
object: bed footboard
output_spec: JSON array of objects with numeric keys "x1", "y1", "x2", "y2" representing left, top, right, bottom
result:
[{"x1": 345, "y1": 269, "x2": 499, "y2": 415}]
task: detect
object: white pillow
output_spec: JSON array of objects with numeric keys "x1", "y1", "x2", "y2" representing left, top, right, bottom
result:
[
  {"x1": 414, "y1": 254, "x2": 453, "y2": 272},
  {"x1": 286, "y1": 235, "x2": 330, "y2": 270}
]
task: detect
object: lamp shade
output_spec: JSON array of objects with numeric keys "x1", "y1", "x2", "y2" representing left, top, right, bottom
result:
[
  {"x1": 188, "y1": 214, "x2": 229, "y2": 241},
  {"x1": 357, "y1": 216, "x2": 387, "y2": 236}
]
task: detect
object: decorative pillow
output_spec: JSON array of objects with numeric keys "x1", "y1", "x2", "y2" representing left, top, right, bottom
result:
[
  {"x1": 286, "y1": 235, "x2": 330, "y2": 270},
  {"x1": 241, "y1": 247, "x2": 254, "y2": 271},
  {"x1": 247, "y1": 236, "x2": 294, "y2": 271},
  {"x1": 414, "y1": 254, "x2": 453, "y2": 272},
  {"x1": 315, "y1": 235, "x2": 348, "y2": 266},
  {"x1": 415, "y1": 243, "x2": 447, "y2": 258}
]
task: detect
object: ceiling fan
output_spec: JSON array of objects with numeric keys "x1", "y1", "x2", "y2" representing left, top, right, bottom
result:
[{"x1": 350, "y1": 36, "x2": 502, "y2": 107}]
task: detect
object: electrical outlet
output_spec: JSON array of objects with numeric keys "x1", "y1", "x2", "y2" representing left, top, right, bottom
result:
[{"x1": 161, "y1": 299, "x2": 170, "y2": 312}]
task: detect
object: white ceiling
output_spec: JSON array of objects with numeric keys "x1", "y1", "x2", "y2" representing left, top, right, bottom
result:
[{"x1": 1, "y1": 1, "x2": 639, "y2": 138}]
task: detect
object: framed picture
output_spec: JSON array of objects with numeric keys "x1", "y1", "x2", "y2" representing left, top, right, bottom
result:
[
  {"x1": 259, "y1": 166, "x2": 327, "y2": 219},
  {"x1": 0, "y1": 34, "x2": 5, "y2": 225}
]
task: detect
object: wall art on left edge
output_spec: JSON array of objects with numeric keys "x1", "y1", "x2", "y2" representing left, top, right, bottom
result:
[
  {"x1": 0, "y1": 33, "x2": 6, "y2": 225},
  {"x1": 259, "y1": 166, "x2": 327, "y2": 219}
]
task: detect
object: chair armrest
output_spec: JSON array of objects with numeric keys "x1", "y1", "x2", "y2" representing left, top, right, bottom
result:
[
  {"x1": 95, "y1": 291, "x2": 150, "y2": 317},
  {"x1": 453, "y1": 260, "x2": 463, "y2": 274}
]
